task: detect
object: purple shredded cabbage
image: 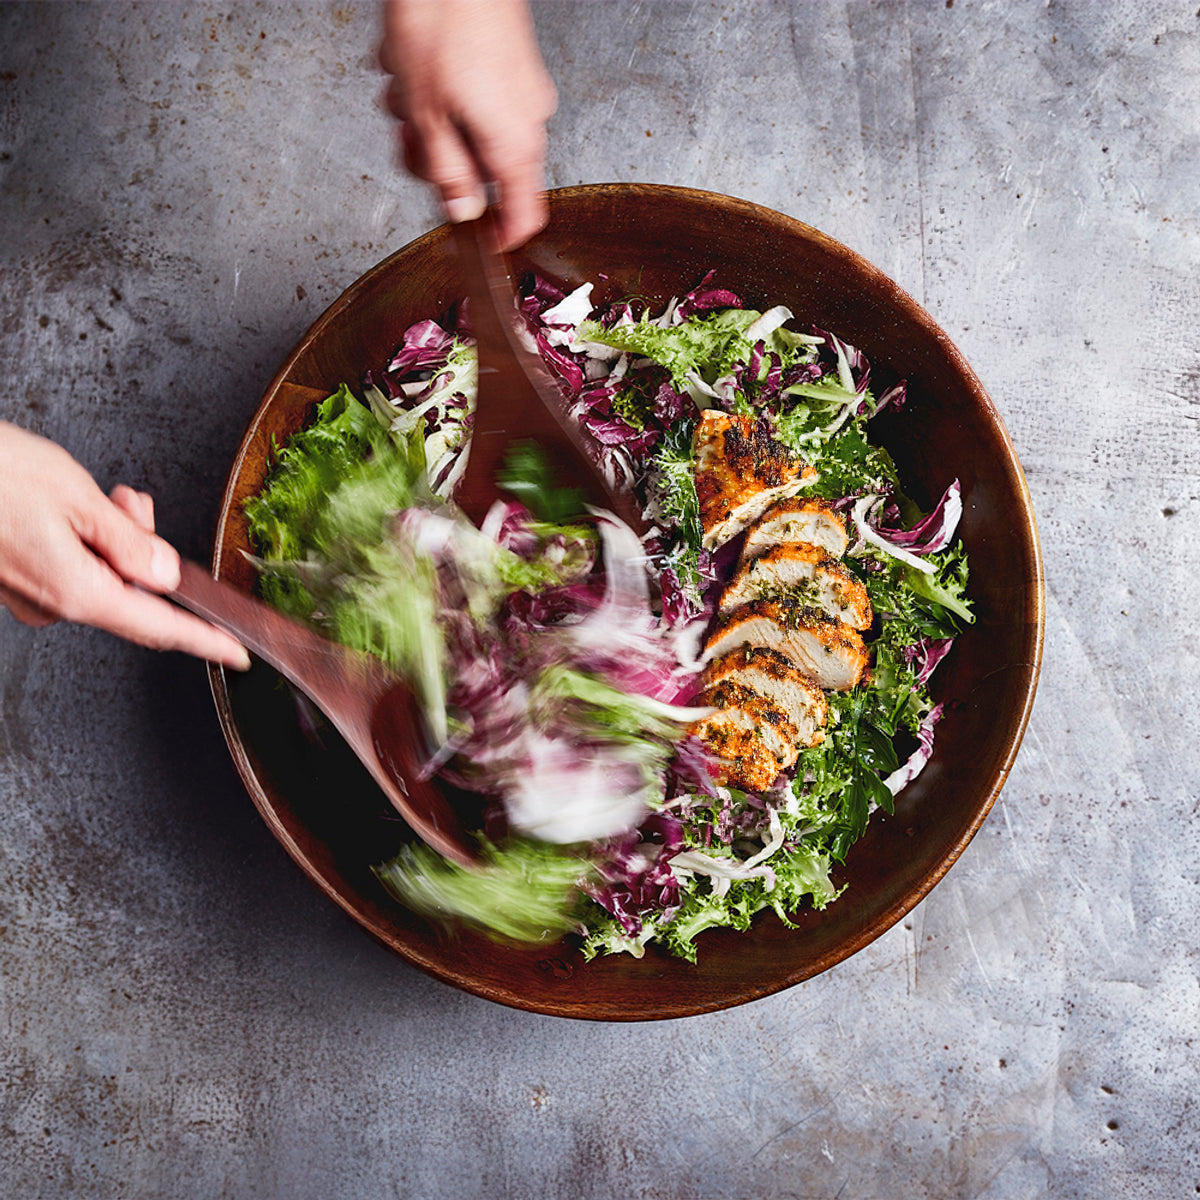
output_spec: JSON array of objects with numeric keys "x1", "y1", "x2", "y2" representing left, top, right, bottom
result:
[
  {"x1": 517, "y1": 273, "x2": 567, "y2": 324},
  {"x1": 587, "y1": 813, "x2": 686, "y2": 934},
  {"x1": 674, "y1": 270, "x2": 743, "y2": 320},
  {"x1": 813, "y1": 326, "x2": 871, "y2": 395},
  {"x1": 386, "y1": 318, "x2": 457, "y2": 376},
  {"x1": 658, "y1": 566, "x2": 693, "y2": 627},
  {"x1": 669, "y1": 736, "x2": 722, "y2": 795},
  {"x1": 652, "y1": 380, "x2": 690, "y2": 426},
  {"x1": 879, "y1": 480, "x2": 963, "y2": 554},
  {"x1": 905, "y1": 637, "x2": 955, "y2": 686},
  {"x1": 874, "y1": 380, "x2": 908, "y2": 414},
  {"x1": 885, "y1": 703, "x2": 944, "y2": 795},
  {"x1": 531, "y1": 330, "x2": 586, "y2": 394}
]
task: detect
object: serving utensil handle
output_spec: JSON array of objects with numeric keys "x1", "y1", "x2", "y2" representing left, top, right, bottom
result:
[
  {"x1": 170, "y1": 560, "x2": 382, "y2": 730},
  {"x1": 172, "y1": 560, "x2": 477, "y2": 866},
  {"x1": 450, "y1": 213, "x2": 646, "y2": 533}
]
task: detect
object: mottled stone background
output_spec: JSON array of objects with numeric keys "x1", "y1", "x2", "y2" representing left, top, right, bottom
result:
[{"x1": 1, "y1": 2, "x2": 1197, "y2": 1197}]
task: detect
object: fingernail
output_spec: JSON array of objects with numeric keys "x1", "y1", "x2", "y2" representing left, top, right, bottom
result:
[
  {"x1": 231, "y1": 646, "x2": 252, "y2": 672},
  {"x1": 150, "y1": 542, "x2": 180, "y2": 590},
  {"x1": 444, "y1": 194, "x2": 486, "y2": 224}
]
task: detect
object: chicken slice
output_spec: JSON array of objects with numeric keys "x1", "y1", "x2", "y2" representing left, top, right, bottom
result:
[
  {"x1": 693, "y1": 410, "x2": 817, "y2": 550},
  {"x1": 704, "y1": 600, "x2": 870, "y2": 691},
  {"x1": 718, "y1": 544, "x2": 874, "y2": 629},
  {"x1": 688, "y1": 680, "x2": 798, "y2": 792},
  {"x1": 698, "y1": 679, "x2": 800, "y2": 767},
  {"x1": 701, "y1": 645, "x2": 828, "y2": 747},
  {"x1": 687, "y1": 707, "x2": 785, "y2": 793},
  {"x1": 741, "y1": 498, "x2": 849, "y2": 561}
]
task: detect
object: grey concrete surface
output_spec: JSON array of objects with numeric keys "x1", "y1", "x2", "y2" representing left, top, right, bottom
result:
[{"x1": 1, "y1": 1, "x2": 1197, "y2": 1197}]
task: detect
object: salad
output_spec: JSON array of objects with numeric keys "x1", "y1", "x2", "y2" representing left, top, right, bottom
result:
[{"x1": 244, "y1": 270, "x2": 973, "y2": 962}]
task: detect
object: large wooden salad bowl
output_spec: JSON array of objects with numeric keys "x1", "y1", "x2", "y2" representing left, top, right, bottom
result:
[{"x1": 209, "y1": 184, "x2": 1043, "y2": 1020}]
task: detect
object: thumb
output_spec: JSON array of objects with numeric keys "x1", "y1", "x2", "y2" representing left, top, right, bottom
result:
[{"x1": 75, "y1": 486, "x2": 181, "y2": 594}]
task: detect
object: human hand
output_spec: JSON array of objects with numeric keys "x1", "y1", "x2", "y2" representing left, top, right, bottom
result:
[
  {"x1": 0, "y1": 422, "x2": 250, "y2": 669},
  {"x1": 379, "y1": 0, "x2": 557, "y2": 251}
]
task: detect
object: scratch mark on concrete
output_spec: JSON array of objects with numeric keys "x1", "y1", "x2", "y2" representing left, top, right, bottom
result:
[
  {"x1": 749, "y1": 1081, "x2": 847, "y2": 1160},
  {"x1": 955, "y1": 886, "x2": 995, "y2": 994},
  {"x1": 905, "y1": 8, "x2": 928, "y2": 307}
]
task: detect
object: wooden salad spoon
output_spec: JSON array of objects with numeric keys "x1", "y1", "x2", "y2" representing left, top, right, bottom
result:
[
  {"x1": 170, "y1": 559, "x2": 477, "y2": 867},
  {"x1": 450, "y1": 212, "x2": 645, "y2": 533}
]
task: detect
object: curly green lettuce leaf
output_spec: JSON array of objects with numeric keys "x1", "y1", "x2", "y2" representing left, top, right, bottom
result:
[
  {"x1": 643, "y1": 418, "x2": 700, "y2": 544},
  {"x1": 244, "y1": 384, "x2": 394, "y2": 610},
  {"x1": 578, "y1": 309, "x2": 748, "y2": 387},
  {"x1": 579, "y1": 307, "x2": 808, "y2": 391},
  {"x1": 244, "y1": 386, "x2": 445, "y2": 732},
  {"x1": 775, "y1": 373, "x2": 861, "y2": 441},
  {"x1": 857, "y1": 544, "x2": 973, "y2": 637},
  {"x1": 324, "y1": 540, "x2": 446, "y2": 738},
  {"x1": 581, "y1": 843, "x2": 840, "y2": 965},
  {"x1": 901, "y1": 544, "x2": 974, "y2": 626},
  {"x1": 642, "y1": 417, "x2": 706, "y2": 609},
  {"x1": 776, "y1": 413, "x2": 901, "y2": 500},
  {"x1": 374, "y1": 837, "x2": 593, "y2": 944}
]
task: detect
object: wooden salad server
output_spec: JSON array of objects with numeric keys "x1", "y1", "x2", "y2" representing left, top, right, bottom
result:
[
  {"x1": 170, "y1": 559, "x2": 477, "y2": 867},
  {"x1": 450, "y1": 212, "x2": 645, "y2": 533}
]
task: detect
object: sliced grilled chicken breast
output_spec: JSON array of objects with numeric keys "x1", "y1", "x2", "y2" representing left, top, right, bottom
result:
[
  {"x1": 742, "y1": 498, "x2": 849, "y2": 561},
  {"x1": 688, "y1": 679, "x2": 799, "y2": 792},
  {"x1": 687, "y1": 706, "x2": 785, "y2": 793},
  {"x1": 701, "y1": 645, "x2": 828, "y2": 747},
  {"x1": 704, "y1": 600, "x2": 870, "y2": 691},
  {"x1": 698, "y1": 679, "x2": 800, "y2": 768},
  {"x1": 718, "y1": 544, "x2": 873, "y2": 629},
  {"x1": 693, "y1": 410, "x2": 817, "y2": 549}
]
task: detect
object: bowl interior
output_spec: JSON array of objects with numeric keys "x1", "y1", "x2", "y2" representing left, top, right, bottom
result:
[{"x1": 209, "y1": 184, "x2": 1043, "y2": 1020}]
